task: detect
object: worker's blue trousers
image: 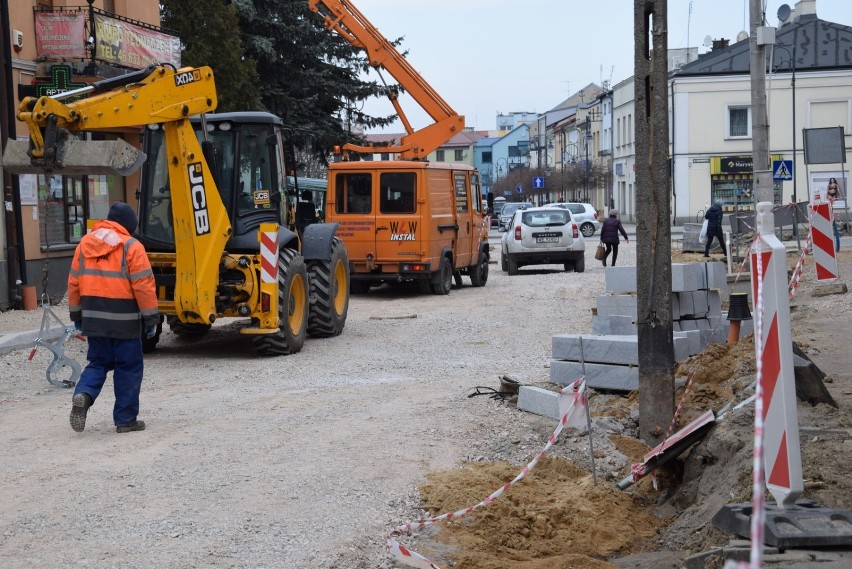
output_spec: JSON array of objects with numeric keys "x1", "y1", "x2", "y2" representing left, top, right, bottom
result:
[{"x1": 74, "y1": 337, "x2": 144, "y2": 427}]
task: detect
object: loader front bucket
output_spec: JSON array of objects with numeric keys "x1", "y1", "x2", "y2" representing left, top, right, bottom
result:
[{"x1": 2, "y1": 137, "x2": 146, "y2": 177}]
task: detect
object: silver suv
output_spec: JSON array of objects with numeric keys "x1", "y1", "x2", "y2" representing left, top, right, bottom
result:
[
  {"x1": 546, "y1": 202, "x2": 600, "y2": 237},
  {"x1": 497, "y1": 202, "x2": 533, "y2": 231},
  {"x1": 500, "y1": 206, "x2": 586, "y2": 274}
]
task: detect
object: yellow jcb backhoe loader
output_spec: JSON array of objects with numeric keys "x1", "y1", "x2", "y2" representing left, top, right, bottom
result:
[{"x1": 2, "y1": 64, "x2": 349, "y2": 356}]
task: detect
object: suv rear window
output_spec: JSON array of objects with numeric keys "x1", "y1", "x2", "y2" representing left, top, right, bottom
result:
[{"x1": 522, "y1": 210, "x2": 570, "y2": 227}]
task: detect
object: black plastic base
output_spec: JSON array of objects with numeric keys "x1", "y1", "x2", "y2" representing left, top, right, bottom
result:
[{"x1": 712, "y1": 500, "x2": 852, "y2": 548}]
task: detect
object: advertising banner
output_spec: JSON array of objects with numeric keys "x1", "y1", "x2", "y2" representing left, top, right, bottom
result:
[
  {"x1": 94, "y1": 14, "x2": 181, "y2": 69},
  {"x1": 35, "y1": 11, "x2": 86, "y2": 59}
]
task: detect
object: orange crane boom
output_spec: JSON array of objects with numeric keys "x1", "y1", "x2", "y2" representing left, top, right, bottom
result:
[{"x1": 309, "y1": 0, "x2": 465, "y2": 160}]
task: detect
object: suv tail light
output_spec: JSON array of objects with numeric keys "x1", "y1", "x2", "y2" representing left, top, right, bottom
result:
[
  {"x1": 572, "y1": 224, "x2": 579, "y2": 238},
  {"x1": 514, "y1": 225, "x2": 522, "y2": 240},
  {"x1": 594, "y1": 211, "x2": 599, "y2": 220}
]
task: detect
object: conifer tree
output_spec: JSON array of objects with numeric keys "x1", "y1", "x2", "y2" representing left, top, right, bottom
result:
[{"x1": 160, "y1": 0, "x2": 260, "y2": 113}]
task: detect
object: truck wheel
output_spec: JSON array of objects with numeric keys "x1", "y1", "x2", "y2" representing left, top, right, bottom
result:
[
  {"x1": 453, "y1": 271, "x2": 463, "y2": 288},
  {"x1": 254, "y1": 248, "x2": 308, "y2": 356},
  {"x1": 469, "y1": 250, "x2": 489, "y2": 287},
  {"x1": 306, "y1": 237, "x2": 349, "y2": 338},
  {"x1": 167, "y1": 315, "x2": 211, "y2": 337},
  {"x1": 430, "y1": 256, "x2": 452, "y2": 295}
]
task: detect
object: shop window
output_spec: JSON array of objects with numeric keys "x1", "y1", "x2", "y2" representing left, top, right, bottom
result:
[
  {"x1": 727, "y1": 106, "x2": 751, "y2": 138},
  {"x1": 711, "y1": 175, "x2": 781, "y2": 213}
]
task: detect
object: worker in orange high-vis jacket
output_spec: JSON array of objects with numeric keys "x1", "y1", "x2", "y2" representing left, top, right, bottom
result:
[{"x1": 67, "y1": 202, "x2": 159, "y2": 433}]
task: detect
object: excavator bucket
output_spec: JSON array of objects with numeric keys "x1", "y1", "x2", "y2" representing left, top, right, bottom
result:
[{"x1": 2, "y1": 137, "x2": 145, "y2": 177}]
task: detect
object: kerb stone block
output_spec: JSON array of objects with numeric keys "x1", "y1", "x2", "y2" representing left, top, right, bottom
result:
[
  {"x1": 672, "y1": 263, "x2": 706, "y2": 292},
  {"x1": 517, "y1": 386, "x2": 560, "y2": 419},
  {"x1": 604, "y1": 266, "x2": 636, "y2": 293},
  {"x1": 551, "y1": 360, "x2": 638, "y2": 392},
  {"x1": 596, "y1": 294, "x2": 637, "y2": 318}
]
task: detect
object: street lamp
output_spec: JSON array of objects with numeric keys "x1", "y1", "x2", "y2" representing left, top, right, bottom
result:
[
  {"x1": 563, "y1": 142, "x2": 579, "y2": 201},
  {"x1": 773, "y1": 44, "x2": 800, "y2": 248},
  {"x1": 583, "y1": 116, "x2": 593, "y2": 203}
]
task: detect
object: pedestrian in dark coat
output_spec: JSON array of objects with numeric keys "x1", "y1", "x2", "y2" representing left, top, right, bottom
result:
[
  {"x1": 67, "y1": 203, "x2": 159, "y2": 434},
  {"x1": 704, "y1": 200, "x2": 728, "y2": 257},
  {"x1": 600, "y1": 210, "x2": 628, "y2": 267}
]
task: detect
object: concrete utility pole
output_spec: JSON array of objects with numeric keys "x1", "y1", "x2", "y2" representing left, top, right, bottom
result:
[
  {"x1": 634, "y1": 0, "x2": 675, "y2": 447},
  {"x1": 750, "y1": 0, "x2": 773, "y2": 202}
]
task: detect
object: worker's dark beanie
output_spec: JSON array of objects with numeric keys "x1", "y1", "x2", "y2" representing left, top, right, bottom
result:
[{"x1": 107, "y1": 202, "x2": 138, "y2": 234}]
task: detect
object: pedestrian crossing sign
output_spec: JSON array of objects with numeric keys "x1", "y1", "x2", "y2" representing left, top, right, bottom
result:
[{"x1": 773, "y1": 159, "x2": 793, "y2": 181}]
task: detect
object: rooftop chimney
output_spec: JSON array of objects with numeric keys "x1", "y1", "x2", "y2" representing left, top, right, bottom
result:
[
  {"x1": 712, "y1": 38, "x2": 730, "y2": 51},
  {"x1": 794, "y1": 0, "x2": 816, "y2": 19}
]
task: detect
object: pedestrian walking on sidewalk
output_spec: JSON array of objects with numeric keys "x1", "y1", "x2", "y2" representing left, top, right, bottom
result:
[
  {"x1": 704, "y1": 200, "x2": 728, "y2": 258},
  {"x1": 600, "y1": 210, "x2": 628, "y2": 267},
  {"x1": 67, "y1": 203, "x2": 160, "y2": 434}
]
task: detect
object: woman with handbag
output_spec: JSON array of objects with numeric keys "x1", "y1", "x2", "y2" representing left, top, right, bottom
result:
[{"x1": 600, "y1": 210, "x2": 628, "y2": 267}]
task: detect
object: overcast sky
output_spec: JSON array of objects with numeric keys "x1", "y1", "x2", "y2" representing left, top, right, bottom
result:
[{"x1": 353, "y1": 0, "x2": 848, "y2": 134}]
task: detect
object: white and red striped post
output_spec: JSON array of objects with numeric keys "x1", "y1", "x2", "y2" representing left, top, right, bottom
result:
[
  {"x1": 259, "y1": 225, "x2": 279, "y2": 284},
  {"x1": 750, "y1": 202, "x2": 803, "y2": 508},
  {"x1": 809, "y1": 201, "x2": 839, "y2": 281}
]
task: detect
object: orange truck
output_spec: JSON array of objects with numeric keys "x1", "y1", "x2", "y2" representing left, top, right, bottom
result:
[
  {"x1": 310, "y1": 0, "x2": 490, "y2": 294},
  {"x1": 327, "y1": 161, "x2": 489, "y2": 294}
]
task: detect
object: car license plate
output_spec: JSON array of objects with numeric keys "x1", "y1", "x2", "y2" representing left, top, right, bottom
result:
[{"x1": 536, "y1": 237, "x2": 559, "y2": 243}]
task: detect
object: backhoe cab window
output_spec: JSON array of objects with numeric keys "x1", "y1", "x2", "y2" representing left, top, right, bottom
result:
[
  {"x1": 379, "y1": 172, "x2": 416, "y2": 213},
  {"x1": 238, "y1": 127, "x2": 276, "y2": 215},
  {"x1": 334, "y1": 173, "x2": 372, "y2": 214},
  {"x1": 140, "y1": 123, "x2": 284, "y2": 246}
]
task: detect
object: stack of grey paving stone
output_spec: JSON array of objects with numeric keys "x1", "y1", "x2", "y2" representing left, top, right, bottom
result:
[
  {"x1": 552, "y1": 262, "x2": 753, "y2": 393},
  {"x1": 518, "y1": 262, "x2": 758, "y2": 417}
]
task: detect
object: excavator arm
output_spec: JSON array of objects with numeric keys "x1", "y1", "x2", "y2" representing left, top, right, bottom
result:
[
  {"x1": 309, "y1": 0, "x2": 464, "y2": 160},
  {"x1": 2, "y1": 65, "x2": 231, "y2": 326}
]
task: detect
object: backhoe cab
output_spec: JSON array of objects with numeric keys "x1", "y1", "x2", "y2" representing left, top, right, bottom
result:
[{"x1": 2, "y1": 65, "x2": 349, "y2": 356}]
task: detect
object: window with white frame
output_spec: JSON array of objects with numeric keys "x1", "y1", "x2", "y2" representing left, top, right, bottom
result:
[{"x1": 727, "y1": 105, "x2": 751, "y2": 138}]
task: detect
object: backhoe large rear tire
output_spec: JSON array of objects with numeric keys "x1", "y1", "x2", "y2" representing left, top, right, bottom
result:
[
  {"x1": 306, "y1": 237, "x2": 349, "y2": 338},
  {"x1": 253, "y1": 248, "x2": 308, "y2": 356}
]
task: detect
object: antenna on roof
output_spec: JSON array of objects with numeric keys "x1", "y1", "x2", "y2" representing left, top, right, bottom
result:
[
  {"x1": 736, "y1": 30, "x2": 748, "y2": 42},
  {"x1": 777, "y1": 4, "x2": 792, "y2": 23},
  {"x1": 703, "y1": 35, "x2": 713, "y2": 48}
]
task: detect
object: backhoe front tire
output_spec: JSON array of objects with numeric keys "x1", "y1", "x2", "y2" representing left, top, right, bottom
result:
[
  {"x1": 306, "y1": 237, "x2": 349, "y2": 338},
  {"x1": 253, "y1": 248, "x2": 308, "y2": 356}
]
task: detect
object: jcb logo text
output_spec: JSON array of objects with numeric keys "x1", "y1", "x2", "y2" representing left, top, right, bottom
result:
[{"x1": 188, "y1": 162, "x2": 211, "y2": 235}]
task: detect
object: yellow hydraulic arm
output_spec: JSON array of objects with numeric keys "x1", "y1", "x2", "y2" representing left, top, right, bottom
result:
[
  {"x1": 309, "y1": 0, "x2": 465, "y2": 160},
  {"x1": 5, "y1": 65, "x2": 231, "y2": 327}
]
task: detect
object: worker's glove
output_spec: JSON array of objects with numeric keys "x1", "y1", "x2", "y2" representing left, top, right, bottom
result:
[
  {"x1": 145, "y1": 326, "x2": 157, "y2": 340},
  {"x1": 74, "y1": 321, "x2": 82, "y2": 332}
]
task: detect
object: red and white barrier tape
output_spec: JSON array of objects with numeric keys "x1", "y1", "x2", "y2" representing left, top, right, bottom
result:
[
  {"x1": 787, "y1": 225, "x2": 812, "y2": 301},
  {"x1": 387, "y1": 378, "x2": 588, "y2": 568}
]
